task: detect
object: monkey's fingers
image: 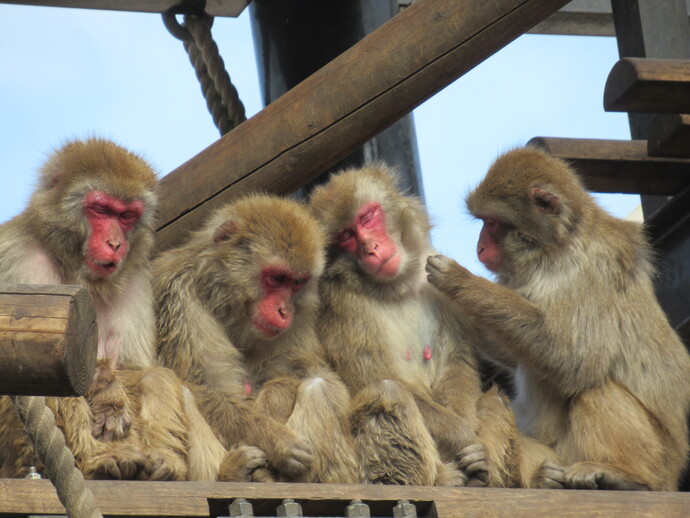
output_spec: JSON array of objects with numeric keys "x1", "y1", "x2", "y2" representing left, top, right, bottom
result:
[
  {"x1": 535, "y1": 462, "x2": 566, "y2": 489},
  {"x1": 456, "y1": 443, "x2": 489, "y2": 486}
]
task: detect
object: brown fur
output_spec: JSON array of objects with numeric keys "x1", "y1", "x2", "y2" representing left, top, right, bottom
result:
[
  {"x1": 426, "y1": 146, "x2": 690, "y2": 490},
  {"x1": 154, "y1": 194, "x2": 361, "y2": 483},
  {"x1": 310, "y1": 164, "x2": 518, "y2": 486},
  {"x1": 0, "y1": 139, "x2": 255, "y2": 482}
]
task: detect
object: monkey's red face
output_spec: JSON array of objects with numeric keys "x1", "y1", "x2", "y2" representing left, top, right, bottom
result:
[
  {"x1": 477, "y1": 218, "x2": 504, "y2": 273},
  {"x1": 336, "y1": 202, "x2": 401, "y2": 279},
  {"x1": 253, "y1": 266, "x2": 310, "y2": 338},
  {"x1": 84, "y1": 191, "x2": 143, "y2": 278}
]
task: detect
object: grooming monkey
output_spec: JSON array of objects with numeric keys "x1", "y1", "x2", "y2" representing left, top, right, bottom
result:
[
  {"x1": 309, "y1": 164, "x2": 520, "y2": 487},
  {"x1": 0, "y1": 138, "x2": 262, "y2": 481},
  {"x1": 154, "y1": 194, "x2": 361, "y2": 484},
  {"x1": 426, "y1": 146, "x2": 690, "y2": 490}
]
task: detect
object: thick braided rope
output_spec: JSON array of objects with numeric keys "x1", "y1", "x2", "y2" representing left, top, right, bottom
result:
[
  {"x1": 184, "y1": 15, "x2": 247, "y2": 135},
  {"x1": 11, "y1": 395, "x2": 102, "y2": 518}
]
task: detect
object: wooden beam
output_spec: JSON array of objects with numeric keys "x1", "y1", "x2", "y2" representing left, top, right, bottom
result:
[
  {"x1": 527, "y1": 137, "x2": 690, "y2": 195},
  {"x1": 0, "y1": 1, "x2": 249, "y2": 17},
  {"x1": 644, "y1": 183, "x2": 690, "y2": 245},
  {"x1": 0, "y1": 284, "x2": 96, "y2": 397},
  {"x1": 1, "y1": 479, "x2": 689, "y2": 517},
  {"x1": 648, "y1": 113, "x2": 690, "y2": 157},
  {"x1": 604, "y1": 58, "x2": 690, "y2": 114},
  {"x1": 155, "y1": 0, "x2": 571, "y2": 252}
]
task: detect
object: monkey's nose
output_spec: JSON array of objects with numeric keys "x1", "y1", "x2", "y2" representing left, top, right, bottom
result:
[{"x1": 107, "y1": 240, "x2": 121, "y2": 251}]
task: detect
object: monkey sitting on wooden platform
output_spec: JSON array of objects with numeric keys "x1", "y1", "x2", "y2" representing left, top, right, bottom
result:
[
  {"x1": 426, "y1": 146, "x2": 690, "y2": 491},
  {"x1": 309, "y1": 164, "x2": 521, "y2": 487},
  {"x1": 154, "y1": 194, "x2": 361, "y2": 484},
  {"x1": 0, "y1": 138, "x2": 259, "y2": 482}
]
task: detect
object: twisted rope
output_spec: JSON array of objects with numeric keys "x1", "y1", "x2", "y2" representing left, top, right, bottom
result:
[
  {"x1": 11, "y1": 395, "x2": 102, "y2": 518},
  {"x1": 163, "y1": 10, "x2": 246, "y2": 135}
]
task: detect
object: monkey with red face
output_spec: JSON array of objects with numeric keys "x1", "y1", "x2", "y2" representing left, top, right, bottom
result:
[
  {"x1": 0, "y1": 138, "x2": 262, "y2": 482},
  {"x1": 426, "y1": 147, "x2": 690, "y2": 490},
  {"x1": 310, "y1": 164, "x2": 521, "y2": 487},
  {"x1": 154, "y1": 194, "x2": 361, "y2": 484}
]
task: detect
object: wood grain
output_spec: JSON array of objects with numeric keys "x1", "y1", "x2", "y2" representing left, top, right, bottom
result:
[
  {"x1": 648, "y1": 114, "x2": 690, "y2": 157},
  {"x1": 0, "y1": 284, "x2": 97, "y2": 397}
]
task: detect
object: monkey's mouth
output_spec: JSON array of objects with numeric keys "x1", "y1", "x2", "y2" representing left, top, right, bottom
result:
[
  {"x1": 253, "y1": 318, "x2": 285, "y2": 338},
  {"x1": 86, "y1": 259, "x2": 119, "y2": 278}
]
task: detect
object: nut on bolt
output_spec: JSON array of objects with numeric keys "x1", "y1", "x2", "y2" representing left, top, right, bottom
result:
[{"x1": 277, "y1": 498, "x2": 303, "y2": 517}]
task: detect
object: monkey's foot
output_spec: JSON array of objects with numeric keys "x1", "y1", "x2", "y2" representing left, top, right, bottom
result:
[
  {"x1": 91, "y1": 405, "x2": 132, "y2": 442},
  {"x1": 265, "y1": 428, "x2": 313, "y2": 477},
  {"x1": 81, "y1": 446, "x2": 147, "y2": 480},
  {"x1": 139, "y1": 449, "x2": 187, "y2": 481},
  {"x1": 457, "y1": 443, "x2": 489, "y2": 487},
  {"x1": 218, "y1": 445, "x2": 274, "y2": 482},
  {"x1": 565, "y1": 462, "x2": 650, "y2": 490},
  {"x1": 436, "y1": 461, "x2": 468, "y2": 487},
  {"x1": 533, "y1": 462, "x2": 566, "y2": 489}
]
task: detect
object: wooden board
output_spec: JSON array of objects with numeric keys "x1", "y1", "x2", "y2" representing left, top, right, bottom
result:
[
  {"x1": 527, "y1": 137, "x2": 690, "y2": 195},
  {"x1": 1, "y1": 479, "x2": 689, "y2": 517},
  {"x1": 0, "y1": 284, "x2": 96, "y2": 397},
  {"x1": 0, "y1": 1, "x2": 248, "y2": 17},
  {"x1": 154, "y1": 0, "x2": 572, "y2": 253},
  {"x1": 648, "y1": 114, "x2": 690, "y2": 157},
  {"x1": 604, "y1": 57, "x2": 690, "y2": 114}
]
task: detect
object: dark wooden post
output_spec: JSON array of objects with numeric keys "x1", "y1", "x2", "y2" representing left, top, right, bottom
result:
[
  {"x1": 248, "y1": 0, "x2": 425, "y2": 199},
  {"x1": 0, "y1": 284, "x2": 97, "y2": 397}
]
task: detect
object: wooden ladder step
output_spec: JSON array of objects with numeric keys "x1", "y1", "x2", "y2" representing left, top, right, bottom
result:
[
  {"x1": 526, "y1": 137, "x2": 690, "y2": 195},
  {"x1": 648, "y1": 114, "x2": 690, "y2": 157},
  {"x1": 604, "y1": 57, "x2": 690, "y2": 114}
]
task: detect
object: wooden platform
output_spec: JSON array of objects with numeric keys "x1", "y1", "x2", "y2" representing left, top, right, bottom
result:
[{"x1": 1, "y1": 479, "x2": 689, "y2": 517}]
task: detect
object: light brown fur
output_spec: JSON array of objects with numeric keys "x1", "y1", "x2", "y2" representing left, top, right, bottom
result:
[
  {"x1": 426, "y1": 146, "x2": 690, "y2": 490},
  {"x1": 154, "y1": 194, "x2": 361, "y2": 483},
  {"x1": 0, "y1": 138, "x2": 255, "y2": 482},
  {"x1": 310, "y1": 164, "x2": 519, "y2": 487}
]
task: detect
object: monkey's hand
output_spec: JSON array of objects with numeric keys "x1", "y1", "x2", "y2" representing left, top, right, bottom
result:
[
  {"x1": 86, "y1": 361, "x2": 132, "y2": 441},
  {"x1": 456, "y1": 443, "x2": 490, "y2": 487},
  {"x1": 426, "y1": 255, "x2": 474, "y2": 295}
]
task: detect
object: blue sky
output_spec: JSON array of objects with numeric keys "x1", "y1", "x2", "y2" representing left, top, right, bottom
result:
[{"x1": 0, "y1": 4, "x2": 637, "y2": 277}]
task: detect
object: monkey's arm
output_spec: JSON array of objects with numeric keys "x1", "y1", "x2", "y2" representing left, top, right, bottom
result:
[
  {"x1": 191, "y1": 384, "x2": 312, "y2": 478},
  {"x1": 427, "y1": 255, "x2": 600, "y2": 391}
]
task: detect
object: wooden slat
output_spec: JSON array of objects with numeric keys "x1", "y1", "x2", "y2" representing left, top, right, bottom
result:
[
  {"x1": 1, "y1": 479, "x2": 689, "y2": 517},
  {"x1": 604, "y1": 57, "x2": 690, "y2": 114},
  {"x1": 0, "y1": 1, "x2": 248, "y2": 17},
  {"x1": 648, "y1": 113, "x2": 690, "y2": 157},
  {"x1": 644, "y1": 183, "x2": 690, "y2": 244},
  {"x1": 527, "y1": 137, "x2": 690, "y2": 194},
  {"x1": 0, "y1": 284, "x2": 97, "y2": 397},
  {"x1": 154, "y1": 0, "x2": 571, "y2": 252}
]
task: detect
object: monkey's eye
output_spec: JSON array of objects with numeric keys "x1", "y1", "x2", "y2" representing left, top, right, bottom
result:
[
  {"x1": 119, "y1": 211, "x2": 139, "y2": 224},
  {"x1": 359, "y1": 207, "x2": 378, "y2": 225},
  {"x1": 89, "y1": 204, "x2": 111, "y2": 216},
  {"x1": 269, "y1": 274, "x2": 287, "y2": 286},
  {"x1": 337, "y1": 229, "x2": 354, "y2": 243}
]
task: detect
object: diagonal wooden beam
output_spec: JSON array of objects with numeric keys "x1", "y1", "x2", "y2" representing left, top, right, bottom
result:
[{"x1": 155, "y1": 0, "x2": 571, "y2": 252}]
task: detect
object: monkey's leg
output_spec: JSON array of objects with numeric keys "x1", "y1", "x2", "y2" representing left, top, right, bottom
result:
[
  {"x1": 125, "y1": 367, "x2": 189, "y2": 481},
  {"x1": 253, "y1": 377, "x2": 300, "y2": 424},
  {"x1": 561, "y1": 381, "x2": 669, "y2": 490},
  {"x1": 284, "y1": 373, "x2": 361, "y2": 484},
  {"x1": 351, "y1": 379, "x2": 462, "y2": 486}
]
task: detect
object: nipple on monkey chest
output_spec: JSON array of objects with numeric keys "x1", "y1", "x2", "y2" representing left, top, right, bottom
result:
[{"x1": 404, "y1": 345, "x2": 433, "y2": 362}]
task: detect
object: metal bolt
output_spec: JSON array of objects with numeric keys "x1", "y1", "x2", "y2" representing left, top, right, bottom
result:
[
  {"x1": 277, "y1": 498, "x2": 303, "y2": 517},
  {"x1": 228, "y1": 498, "x2": 254, "y2": 518},
  {"x1": 24, "y1": 466, "x2": 41, "y2": 479},
  {"x1": 346, "y1": 499, "x2": 371, "y2": 518},
  {"x1": 393, "y1": 500, "x2": 417, "y2": 518}
]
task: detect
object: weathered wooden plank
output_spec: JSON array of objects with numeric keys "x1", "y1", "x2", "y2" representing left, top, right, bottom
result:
[
  {"x1": 1, "y1": 479, "x2": 689, "y2": 517},
  {"x1": 155, "y1": 0, "x2": 571, "y2": 252},
  {"x1": 604, "y1": 58, "x2": 690, "y2": 114},
  {"x1": 0, "y1": 1, "x2": 248, "y2": 17},
  {"x1": 648, "y1": 114, "x2": 690, "y2": 157},
  {"x1": 527, "y1": 137, "x2": 690, "y2": 195},
  {"x1": 644, "y1": 184, "x2": 690, "y2": 245},
  {"x1": 0, "y1": 284, "x2": 97, "y2": 397}
]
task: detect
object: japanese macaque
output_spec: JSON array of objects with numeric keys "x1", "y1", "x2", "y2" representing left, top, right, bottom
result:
[
  {"x1": 154, "y1": 194, "x2": 361, "y2": 484},
  {"x1": 0, "y1": 138, "x2": 259, "y2": 482},
  {"x1": 309, "y1": 164, "x2": 520, "y2": 487},
  {"x1": 426, "y1": 146, "x2": 690, "y2": 491}
]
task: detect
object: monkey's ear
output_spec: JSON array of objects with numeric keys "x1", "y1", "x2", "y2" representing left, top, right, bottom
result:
[
  {"x1": 531, "y1": 187, "x2": 560, "y2": 215},
  {"x1": 213, "y1": 220, "x2": 240, "y2": 244}
]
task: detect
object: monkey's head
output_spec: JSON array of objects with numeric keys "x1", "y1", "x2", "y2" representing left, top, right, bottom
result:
[
  {"x1": 467, "y1": 147, "x2": 591, "y2": 276},
  {"x1": 309, "y1": 163, "x2": 430, "y2": 289},
  {"x1": 200, "y1": 195, "x2": 326, "y2": 341},
  {"x1": 29, "y1": 138, "x2": 158, "y2": 285}
]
